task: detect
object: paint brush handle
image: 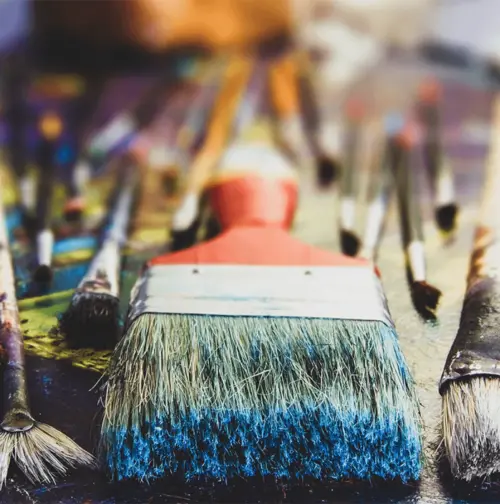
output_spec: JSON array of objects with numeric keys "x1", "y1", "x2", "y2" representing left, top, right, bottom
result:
[
  {"x1": 339, "y1": 104, "x2": 364, "y2": 234},
  {"x1": 467, "y1": 95, "x2": 500, "y2": 289},
  {"x1": 440, "y1": 94, "x2": 500, "y2": 390},
  {"x1": 361, "y1": 133, "x2": 394, "y2": 262},
  {"x1": 0, "y1": 179, "x2": 31, "y2": 419},
  {"x1": 392, "y1": 122, "x2": 427, "y2": 282},
  {"x1": 231, "y1": 58, "x2": 268, "y2": 139},
  {"x1": 80, "y1": 165, "x2": 137, "y2": 294}
]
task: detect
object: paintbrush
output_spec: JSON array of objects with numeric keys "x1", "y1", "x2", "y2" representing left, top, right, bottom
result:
[
  {"x1": 267, "y1": 52, "x2": 311, "y2": 166},
  {"x1": 63, "y1": 75, "x2": 106, "y2": 222},
  {"x1": 58, "y1": 159, "x2": 138, "y2": 350},
  {"x1": 170, "y1": 55, "x2": 260, "y2": 252},
  {"x1": 417, "y1": 78, "x2": 458, "y2": 235},
  {"x1": 0, "y1": 172, "x2": 95, "y2": 488},
  {"x1": 391, "y1": 115, "x2": 442, "y2": 319},
  {"x1": 100, "y1": 140, "x2": 422, "y2": 483},
  {"x1": 84, "y1": 61, "x2": 193, "y2": 169},
  {"x1": 440, "y1": 93, "x2": 500, "y2": 481},
  {"x1": 32, "y1": 111, "x2": 63, "y2": 284},
  {"x1": 359, "y1": 119, "x2": 394, "y2": 262},
  {"x1": 339, "y1": 99, "x2": 365, "y2": 257},
  {"x1": 296, "y1": 53, "x2": 342, "y2": 187}
]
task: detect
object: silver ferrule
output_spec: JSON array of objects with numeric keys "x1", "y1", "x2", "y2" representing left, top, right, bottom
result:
[{"x1": 127, "y1": 264, "x2": 394, "y2": 328}]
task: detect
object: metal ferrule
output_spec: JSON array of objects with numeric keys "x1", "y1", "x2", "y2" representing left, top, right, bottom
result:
[{"x1": 127, "y1": 264, "x2": 394, "y2": 328}]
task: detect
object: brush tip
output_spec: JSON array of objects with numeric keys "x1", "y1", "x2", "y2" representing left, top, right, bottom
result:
[
  {"x1": 63, "y1": 197, "x2": 85, "y2": 223},
  {"x1": 435, "y1": 204, "x2": 459, "y2": 232},
  {"x1": 442, "y1": 377, "x2": 500, "y2": 481},
  {"x1": 316, "y1": 156, "x2": 341, "y2": 188},
  {"x1": 340, "y1": 229, "x2": 361, "y2": 257},
  {"x1": 33, "y1": 264, "x2": 53, "y2": 284},
  {"x1": 411, "y1": 281, "x2": 442, "y2": 319},
  {"x1": 170, "y1": 222, "x2": 200, "y2": 252},
  {"x1": 59, "y1": 291, "x2": 121, "y2": 349}
]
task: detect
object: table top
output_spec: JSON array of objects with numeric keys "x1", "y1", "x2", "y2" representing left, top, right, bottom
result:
[{"x1": 1, "y1": 61, "x2": 500, "y2": 504}]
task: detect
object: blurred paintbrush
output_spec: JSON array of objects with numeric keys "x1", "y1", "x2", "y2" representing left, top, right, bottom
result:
[{"x1": 391, "y1": 114, "x2": 442, "y2": 319}]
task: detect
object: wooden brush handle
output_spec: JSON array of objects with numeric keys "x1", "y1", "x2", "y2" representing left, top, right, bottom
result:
[
  {"x1": 182, "y1": 56, "x2": 254, "y2": 197},
  {"x1": 0, "y1": 179, "x2": 31, "y2": 419},
  {"x1": 439, "y1": 95, "x2": 500, "y2": 390},
  {"x1": 467, "y1": 94, "x2": 500, "y2": 290}
]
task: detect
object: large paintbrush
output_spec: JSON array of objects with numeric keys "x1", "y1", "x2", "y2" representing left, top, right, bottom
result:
[
  {"x1": 100, "y1": 140, "x2": 421, "y2": 483},
  {"x1": 0, "y1": 172, "x2": 95, "y2": 488},
  {"x1": 440, "y1": 93, "x2": 500, "y2": 481}
]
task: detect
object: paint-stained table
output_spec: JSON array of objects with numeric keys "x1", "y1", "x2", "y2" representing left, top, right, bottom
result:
[{"x1": 1, "y1": 57, "x2": 500, "y2": 504}]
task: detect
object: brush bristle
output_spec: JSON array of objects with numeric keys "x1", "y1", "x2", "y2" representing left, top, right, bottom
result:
[
  {"x1": 340, "y1": 230, "x2": 361, "y2": 257},
  {"x1": 442, "y1": 377, "x2": 500, "y2": 481},
  {"x1": 411, "y1": 281, "x2": 442, "y2": 319},
  {"x1": 101, "y1": 314, "x2": 422, "y2": 482},
  {"x1": 59, "y1": 291, "x2": 121, "y2": 350},
  {"x1": 33, "y1": 265, "x2": 53, "y2": 284},
  {"x1": 435, "y1": 204, "x2": 459, "y2": 233},
  {"x1": 316, "y1": 156, "x2": 340, "y2": 187},
  {"x1": 0, "y1": 422, "x2": 95, "y2": 488}
]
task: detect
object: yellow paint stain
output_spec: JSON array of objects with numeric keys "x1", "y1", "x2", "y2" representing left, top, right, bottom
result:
[{"x1": 19, "y1": 291, "x2": 111, "y2": 374}]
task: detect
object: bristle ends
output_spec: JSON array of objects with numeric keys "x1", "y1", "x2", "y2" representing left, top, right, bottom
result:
[
  {"x1": 63, "y1": 197, "x2": 86, "y2": 223},
  {"x1": 340, "y1": 229, "x2": 361, "y2": 257},
  {"x1": 410, "y1": 281, "x2": 442, "y2": 319},
  {"x1": 101, "y1": 314, "x2": 422, "y2": 482},
  {"x1": 59, "y1": 291, "x2": 121, "y2": 350},
  {"x1": 435, "y1": 204, "x2": 459, "y2": 233},
  {"x1": 33, "y1": 264, "x2": 53, "y2": 284},
  {"x1": 316, "y1": 156, "x2": 341, "y2": 187},
  {"x1": 170, "y1": 220, "x2": 200, "y2": 252},
  {"x1": 442, "y1": 377, "x2": 500, "y2": 481},
  {"x1": 0, "y1": 422, "x2": 95, "y2": 489}
]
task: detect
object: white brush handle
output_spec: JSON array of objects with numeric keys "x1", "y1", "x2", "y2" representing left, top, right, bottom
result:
[
  {"x1": 172, "y1": 192, "x2": 200, "y2": 232},
  {"x1": 80, "y1": 240, "x2": 120, "y2": 296},
  {"x1": 79, "y1": 169, "x2": 136, "y2": 293},
  {"x1": 340, "y1": 196, "x2": 356, "y2": 231},
  {"x1": 88, "y1": 113, "x2": 136, "y2": 156},
  {"x1": 435, "y1": 157, "x2": 456, "y2": 207},
  {"x1": 19, "y1": 175, "x2": 36, "y2": 212},
  {"x1": 36, "y1": 229, "x2": 54, "y2": 267},
  {"x1": 0, "y1": 186, "x2": 17, "y2": 308}
]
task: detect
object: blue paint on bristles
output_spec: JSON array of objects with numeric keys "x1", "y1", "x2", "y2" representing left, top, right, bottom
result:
[{"x1": 101, "y1": 315, "x2": 422, "y2": 483}]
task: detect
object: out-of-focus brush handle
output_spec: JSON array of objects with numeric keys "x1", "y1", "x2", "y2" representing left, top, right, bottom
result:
[
  {"x1": 391, "y1": 119, "x2": 426, "y2": 283},
  {"x1": 361, "y1": 126, "x2": 394, "y2": 262},
  {"x1": 418, "y1": 80, "x2": 457, "y2": 232},
  {"x1": 339, "y1": 100, "x2": 365, "y2": 256},
  {"x1": 440, "y1": 94, "x2": 500, "y2": 390}
]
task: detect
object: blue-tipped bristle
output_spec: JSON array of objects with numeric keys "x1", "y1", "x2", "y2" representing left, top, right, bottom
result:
[{"x1": 101, "y1": 315, "x2": 422, "y2": 483}]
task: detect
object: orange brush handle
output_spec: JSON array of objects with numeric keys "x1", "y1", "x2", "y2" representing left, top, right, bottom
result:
[
  {"x1": 150, "y1": 226, "x2": 369, "y2": 268},
  {"x1": 208, "y1": 176, "x2": 298, "y2": 230},
  {"x1": 268, "y1": 53, "x2": 301, "y2": 120}
]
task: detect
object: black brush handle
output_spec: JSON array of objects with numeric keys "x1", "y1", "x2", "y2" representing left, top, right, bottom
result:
[
  {"x1": 35, "y1": 134, "x2": 58, "y2": 230},
  {"x1": 440, "y1": 94, "x2": 500, "y2": 391},
  {"x1": 419, "y1": 100, "x2": 441, "y2": 180},
  {"x1": 3, "y1": 52, "x2": 30, "y2": 179},
  {"x1": 391, "y1": 127, "x2": 427, "y2": 285}
]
